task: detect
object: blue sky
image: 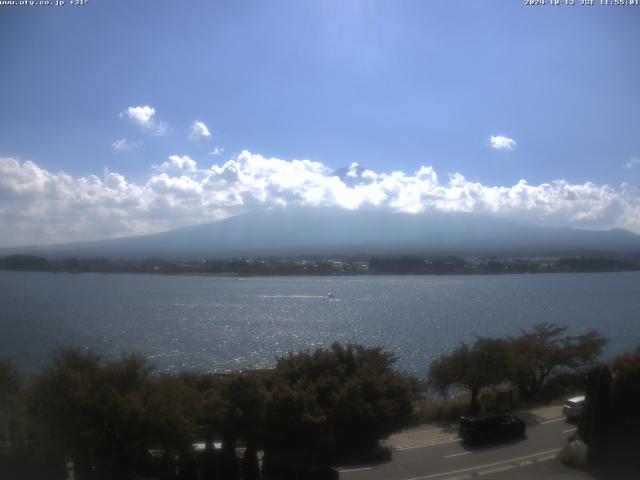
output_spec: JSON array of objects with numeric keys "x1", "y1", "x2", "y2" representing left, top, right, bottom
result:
[{"x1": 0, "y1": 0, "x2": 639, "y2": 246}]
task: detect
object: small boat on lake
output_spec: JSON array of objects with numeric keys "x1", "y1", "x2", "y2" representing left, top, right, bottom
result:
[{"x1": 327, "y1": 292, "x2": 336, "y2": 299}]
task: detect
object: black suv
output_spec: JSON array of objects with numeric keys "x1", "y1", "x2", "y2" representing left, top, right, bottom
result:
[{"x1": 458, "y1": 413, "x2": 526, "y2": 444}]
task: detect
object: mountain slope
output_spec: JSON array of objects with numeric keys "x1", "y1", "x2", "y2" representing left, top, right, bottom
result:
[{"x1": 2, "y1": 208, "x2": 640, "y2": 259}]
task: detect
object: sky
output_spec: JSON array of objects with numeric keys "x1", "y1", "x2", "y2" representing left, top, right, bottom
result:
[{"x1": 0, "y1": 0, "x2": 639, "y2": 247}]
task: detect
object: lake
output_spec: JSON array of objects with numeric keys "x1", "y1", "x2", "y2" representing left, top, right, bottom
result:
[{"x1": 1, "y1": 271, "x2": 639, "y2": 378}]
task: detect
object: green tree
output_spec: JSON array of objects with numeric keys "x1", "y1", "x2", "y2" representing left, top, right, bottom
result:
[
  {"x1": 1, "y1": 358, "x2": 70, "y2": 480},
  {"x1": 29, "y1": 349, "x2": 104, "y2": 479},
  {"x1": 580, "y1": 365, "x2": 613, "y2": 465},
  {"x1": 146, "y1": 374, "x2": 202, "y2": 452},
  {"x1": 579, "y1": 347, "x2": 640, "y2": 471},
  {"x1": 509, "y1": 323, "x2": 606, "y2": 400},
  {"x1": 427, "y1": 337, "x2": 512, "y2": 412},
  {"x1": 221, "y1": 374, "x2": 266, "y2": 480},
  {"x1": 609, "y1": 347, "x2": 640, "y2": 469},
  {"x1": 0, "y1": 358, "x2": 21, "y2": 449},
  {"x1": 30, "y1": 349, "x2": 202, "y2": 479},
  {"x1": 263, "y1": 343, "x2": 416, "y2": 473}
]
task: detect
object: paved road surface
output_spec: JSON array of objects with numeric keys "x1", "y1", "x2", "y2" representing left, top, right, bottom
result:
[{"x1": 337, "y1": 407, "x2": 590, "y2": 480}]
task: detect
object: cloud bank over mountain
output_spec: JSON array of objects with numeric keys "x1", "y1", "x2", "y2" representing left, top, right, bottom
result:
[{"x1": 0, "y1": 151, "x2": 639, "y2": 247}]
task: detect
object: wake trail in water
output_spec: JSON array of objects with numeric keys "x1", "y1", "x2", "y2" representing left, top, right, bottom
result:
[{"x1": 258, "y1": 294, "x2": 330, "y2": 299}]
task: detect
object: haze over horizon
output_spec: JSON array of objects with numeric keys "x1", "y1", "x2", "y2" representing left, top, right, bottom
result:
[{"x1": 1, "y1": 1, "x2": 639, "y2": 248}]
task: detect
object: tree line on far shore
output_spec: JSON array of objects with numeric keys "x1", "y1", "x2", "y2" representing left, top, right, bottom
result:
[
  {"x1": 1, "y1": 324, "x2": 638, "y2": 480},
  {"x1": 2, "y1": 253, "x2": 640, "y2": 276}
]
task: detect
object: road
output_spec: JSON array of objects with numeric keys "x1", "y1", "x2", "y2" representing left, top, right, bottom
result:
[{"x1": 337, "y1": 408, "x2": 590, "y2": 480}]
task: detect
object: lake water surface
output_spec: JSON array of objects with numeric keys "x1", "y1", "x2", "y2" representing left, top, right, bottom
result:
[{"x1": 1, "y1": 271, "x2": 639, "y2": 377}]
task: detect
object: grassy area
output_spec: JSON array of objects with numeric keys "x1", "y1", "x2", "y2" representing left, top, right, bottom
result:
[
  {"x1": 410, "y1": 394, "x2": 472, "y2": 425},
  {"x1": 409, "y1": 384, "x2": 574, "y2": 426}
]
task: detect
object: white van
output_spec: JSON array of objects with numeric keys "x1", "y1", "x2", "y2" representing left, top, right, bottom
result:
[{"x1": 562, "y1": 395, "x2": 586, "y2": 420}]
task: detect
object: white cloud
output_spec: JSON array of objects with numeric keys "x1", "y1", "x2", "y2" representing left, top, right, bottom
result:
[
  {"x1": 189, "y1": 121, "x2": 211, "y2": 141},
  {"x1": 490, "y1": 135, "x2": 517, "y2": 151},
  {"x1": 120, "y1": 105, "x2": 167, "y2": 135},
  {"x1": 346, "y1": 163, "x2": 360, "y2": 178},
  {"x1": 111, "y1": 138, "x2": 140, "y2": 152},
  {"x1": 1, "y1": 152, "x2": 639, "y2": 247},
  {"x1": 123, "y1": 106, "x2": 155, "y2": 127},
  {"x1": 155, "y1": 155, "x2": 197, "y2": 173},
  {"x1": 210, "y1": 147, "x2": 224, "y2": 156},
  {"x1": 624, "y1": 158, "x2": 640, "y2": 170}
]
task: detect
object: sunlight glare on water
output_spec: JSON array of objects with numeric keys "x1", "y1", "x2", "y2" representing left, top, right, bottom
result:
[{"x1": 1, "y1": 271, "x2": 639, "y2": 378}]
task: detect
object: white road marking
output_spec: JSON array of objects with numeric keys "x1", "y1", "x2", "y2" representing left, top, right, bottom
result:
[
  {"x1": 402, "y1": 448, "x2": 562, "y2": 480},
  {"x1": 337, "y1": 466, "x2": 373, "y2": 473},
  {"x1": 395, "y1": 437, "x2": 460, "y2": 451},
  {"x1": 443, "y1": 451, "x2": 472, "y2": 459},
  {"x1": 477, "y1": 464, "x2": 516, "y2": 475},
  {"x1": 562, "y1": 427, "x2": 577, "y2": 434},
  {"x1": 519, "y1": 460, "x2": 533, "y2": 466},
  {"x1": 540, "y1": 417, "x2": 565, "y2": 425},
  {"x1": 390, "y1": 434, "x2": 459, "y2": 449},
  {"x1": 535, "y1": 454, "x2": 557, "y2": 462}
]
